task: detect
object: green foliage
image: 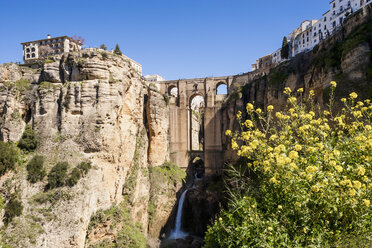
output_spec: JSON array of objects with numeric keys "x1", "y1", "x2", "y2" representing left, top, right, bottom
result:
[
  {"x1": 78, "y1": 161, "x2": 92, "y2": 176},
  {"x1": 39, "y1": 81, "x2": 58, "y2": 91},
  {"x1": 31, "y1": 189, "x2": 74, "y2": 205},
  {"x1": 4, "y1": 199, "x2": 23, "y2": 224},
  {"x1": 1, "y1": 79, "x2": 31, "y2": 94},
  {"x1": 101, "y1": 52, "x2": 108, "y2": 60},
  {"x1": 27, "y1": 155, "x2": 46, "y2": 183},
  {"x1": 0, "y1": 195, "x2": 4, "y2": 209},
  {"x1": 268, "y1": 67, "x2": 288, "y2": 86},
  {"x1": 87, "y1": 202, "x2": 146, "y2": 248},
  {"x1": 100, "y1": 44, "x2": 107, "y2": 50},
  {"x1": 18, "y1": 125, "x2": 37, "y2": 152},
  {"x1": 67, "y1": 168, "x2": 81, "y2": 187},
  {"x1": 206, "y1": 86, "x2": 372, "y2": 247},
  {"x1": 0, "y1": 141, "x2": 18, "y2": 176},
  {"x1": 281, "y1": 36, "x2": 289, "y2": 59},
  {"x1": 47, "y1": 162, "x2": 69, "y2": 189},
  {"x1": 114, "y1": 44, "x2": 122, "y2": 55},
  {"x1": 44, "y1": 59, "x2": 54, "y2": 64}
]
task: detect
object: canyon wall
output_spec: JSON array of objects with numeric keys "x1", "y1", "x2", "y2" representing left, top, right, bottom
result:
[{"x1": 0, "y1": 50, "x2": 177, "y2": 248}]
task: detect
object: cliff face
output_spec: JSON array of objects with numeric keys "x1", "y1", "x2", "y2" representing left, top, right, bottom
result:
[{"x1": 0, "y1": 51, "x2": 177, "y2": 248}]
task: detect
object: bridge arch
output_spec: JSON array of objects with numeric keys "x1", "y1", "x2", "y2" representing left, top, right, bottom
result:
[
  {"x1": 189, "y1": 94, "x2": 205, "y2": 151},
  {"x1": 168, "y1": 85, "x2": 178, "y2": 97},
  {"x1": 216, "y1": 82, "x2": 228, "y2": 95}
]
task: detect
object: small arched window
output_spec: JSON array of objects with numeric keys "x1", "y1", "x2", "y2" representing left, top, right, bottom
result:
[
  {"x1": 26, "y1": 54, "x2": 30, "y2": 58},
  {"x1": 168, "y1": 86, "x2": 178, "y2": 97},
  {"x1": 216, "y1": 83, "x2": 228, "y2": 95},
  {"x1": 26, "y1": 48, "x2": 30, "y2": 53},
  {"x1": 31, "y1": 53, "x2": 35, "y2": 58},
  {"x1": 31, "y1": 47, "x2": 35, "y2": 52}
]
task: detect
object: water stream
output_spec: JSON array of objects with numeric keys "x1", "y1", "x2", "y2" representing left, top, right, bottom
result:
[{"x1": 169, "y1": 189, "x2": 189, "y2": 239}]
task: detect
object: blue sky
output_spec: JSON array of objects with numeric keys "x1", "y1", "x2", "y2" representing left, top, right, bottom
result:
[{"x1": 0, "y1": 0, "x2": 329, "y2": 80}]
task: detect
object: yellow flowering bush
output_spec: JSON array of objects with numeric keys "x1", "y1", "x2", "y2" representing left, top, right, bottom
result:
[{"x1": 205, "y1": 84, "x2": 372, "y2": 247}]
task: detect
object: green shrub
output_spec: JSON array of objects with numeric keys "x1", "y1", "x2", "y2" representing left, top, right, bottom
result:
[
  {"x1": 0, "y1": 141, "x2": 18, "y2": 176},
  {"x1": 18, "y1": 125, "x2": 38, "y2": 152},
  {"x1": 27, "y1": 155, "x2": 46, "y2": 183},
  {"x1": 39, "y1": 81, "x2": 58, "y2": 91},
  {"x1": 205, "y1": 85, "x2": 372, "y2": 247},
  {"x1": 77, "y1": 161, "x2": 92, "y2": 176},
  {"x1": 47, "y1": 162, "x2": 69, "y2": 189},
  {"x1": 4, "y1": 199, "x2": 23, "y2": 224},
  {"x1": 44, "y1": 59, "x2": 54, "y2": 64},
  {"x1": 67, "y1": 168, "x2": 81, "y2": 187}
]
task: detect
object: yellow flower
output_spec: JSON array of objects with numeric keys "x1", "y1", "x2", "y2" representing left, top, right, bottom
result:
[
  {"x1": 297, "y1": 88, "x2": 304, "y2": 93},
  {"x1": 288, "y1": 151, "x2": 299, "y2": 160},
  {"x1": 341, "y1": 98, "x2": 347, "y2": 102},
  {"x1": 284, "y1": 87, "x2": 292, "y2": 94},
  {"x1": 306, "y1": 174, "x2": 313, "y2": 181},
  {"x1": 333, "y1": 150, "x2": 341, "y2": 157},
  {"x1": 353, "y1": 180, "x2": 362, "y2": 189},
  {"x1": 232, "y1": 140, "x2": 238, "y2": 150},
  {"x1": 236, "y1": 111, "x2": 242, "y2": 119},
  {"x1": 244, "y1": 120, "x2": 253, "y2": 128},
  {"x1": 278, "y1": 205, "x2": 283, "y2": 210},
  {"x1": 290, "y1": 162, "x2": 298, "y2": 170},
  {"x1": 309, "y1": 90, "x2": 314, "y2": 96},
  {"x1": 311, "y1": 185, "x2": 320, "y2": 192},
  {"x1": 225, "y1": 130, "x2": 232, "y2": 136},
  {"x1": 349, "y1": 189, "x2": 356, "y2": 196},
  {"x1": 246, "y1": 103, "x2": 254, "y2": 112},
  {"x1": 256, "y1": 108, "x2": 262, "y2": 114},
  {"x1": 268, "y1": 227, "x2": 273, "y2": 231},
  {"x1": 349, "y1": 92, "x2": 358, "y2": 99},
  {"x1": 306, "y1": 166, "x2": 318, "y2": 174},
  {"x1": 294, "y1": 144, "x2": 302, "y2": 151},
  {"x1": 295, "y1": 202, "x2": 301, "y2": 207},
  {"x1": 323, "y1": 110, "x2": 330, "y2": 116},
  {"x1": 287, "y1": 97, "x2": 297, "y2": 104},
  {"x1": 357, "y1": 167, "x2": 366, "y2": 176},
  {"x1": 267, "y1": 105, "x2": 274, "y2": 112},
  {"x1": 219, "y1": 217, "x2": 223, "y2": 221},
  {"x1": 330, "y1": 81, "x2": 337, "y2": 87},
  {"x1": 335, "y1": 165, "x2": 343, "y2": 173},
  {"x1": 363, "y1": 199, "x2": 370, "y2": 207}
]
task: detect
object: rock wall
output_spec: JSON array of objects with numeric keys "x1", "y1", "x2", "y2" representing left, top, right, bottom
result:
[{"x1": 0, "y1": 50, "x2": 177, "y2": 248}]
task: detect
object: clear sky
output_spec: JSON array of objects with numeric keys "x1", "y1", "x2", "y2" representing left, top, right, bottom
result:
[{"x1": 0, "y1": 0, "x2": 330, "y2": 80}]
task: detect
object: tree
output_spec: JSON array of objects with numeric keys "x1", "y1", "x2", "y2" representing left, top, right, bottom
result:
[
  {"x1": 38, "y1": 45, "x2": 54, "y2": 57},
  {"x1": 114, "y1": 44, "x2": 122, "y2": 55},
  {"x1": 47, "y1": 162, "x2": 69, "y2": 189},
  {"x1": 18, "y1": 125, "x2": 38, "y2": 152},
  {"x1": 27, "y1": 155, "x2": 46, "y2": 183},
  {"x1": 0, "y1": 142, "x2": 18, "y2": 176},
  {"x1": 72, "y1": 35, "x2": 86, "y2": 45},
  {"x1": 281, "y1": 36, "x2": 289, "y2": 59},
  {"x1": 4, "y1": 198, "x2": 23, "y2": 224},
  {"x1": 100, "y1": 44, "x2": 107, "y2": 50}
]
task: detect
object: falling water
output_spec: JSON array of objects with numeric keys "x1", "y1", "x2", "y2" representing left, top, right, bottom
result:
[{"x1": 169, "y1": 189, "x2": 189, "y2": 239}]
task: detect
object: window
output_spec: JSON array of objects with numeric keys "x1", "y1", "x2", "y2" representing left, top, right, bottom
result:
[
  {"x1": 333, "y1": 21, "x2": 336, "y2": 27},
  {"x1": 26, "y1": 54, "x2": 30, "y2": 58},
  {"x1": 333, "y1": 3, "x2": 336, "y2": 8},
  {"x1": 333, "y1": 10, "x2": 336, "y2": 15},
  {"x1": 324, "y1": 16, "x2": 327, "y2": 21},
  {"x1": 324, "y1": 25, "x2": 327, "y2": 30},
  {"x1": 31, "y1": 53, "x2": 35, "y2": 58},
  {"x1": 340, "y1": 17, "x2": 343, "y2": 23},
  {"x1": 26, "y1": 48, "x2": 30, "y2": 52}
]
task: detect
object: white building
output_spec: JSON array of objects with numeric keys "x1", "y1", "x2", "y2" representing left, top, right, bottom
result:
[
  {"x1": 21, "y1": 35, "x2": 82, "y2": 63},
  {"x1": 252, "y1": 0, "x2": 372, "y2": 71},
  {"x1": 144, "y1": 74, "x2": 165, "y2": 82}
]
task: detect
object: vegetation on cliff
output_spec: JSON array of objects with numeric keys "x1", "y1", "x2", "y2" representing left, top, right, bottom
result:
[
  {"x1": 205, "y1": 84, "x2": 372, "y2": 247},
  {"x1": 18, "y1": 125, "x2": 38, "y2": 152},
  {"x1": 0, "y1": 141, "x2": 18, "y2": 176}
]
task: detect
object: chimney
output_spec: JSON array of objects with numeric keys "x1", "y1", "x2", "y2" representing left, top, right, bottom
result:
[{"x1": 47, "y1": 34, "x2": 51, "y2": 39}]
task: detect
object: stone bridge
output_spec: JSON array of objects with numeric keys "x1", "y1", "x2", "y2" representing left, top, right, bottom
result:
[{"x1": 157, "y1": 76, "x2": 235, "y2": 175}]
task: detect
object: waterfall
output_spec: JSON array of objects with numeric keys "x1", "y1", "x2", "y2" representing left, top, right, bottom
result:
[{"x1": 169, "y1": 189, "x2": 189, "y2": 239}]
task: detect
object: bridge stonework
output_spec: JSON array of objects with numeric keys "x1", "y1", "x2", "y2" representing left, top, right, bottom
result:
[{"x1": 157, "y1": 76, "x2": 233, "y2": 174}]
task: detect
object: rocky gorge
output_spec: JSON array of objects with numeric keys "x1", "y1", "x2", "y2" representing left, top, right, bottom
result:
[{"x1": 0, "y1": 4, "x2": 371, "y2": 248}]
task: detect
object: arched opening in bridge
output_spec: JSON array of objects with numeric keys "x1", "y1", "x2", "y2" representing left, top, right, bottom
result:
[
  {"x1": 190, "y1": 94, "x2": 205, "y2": 151},
  {"x1": 216, "y1": 82, "x2": 228, "y2": 95},
  {"x1": 168, "y1": 85, "x2": 178, "y2": 97}
]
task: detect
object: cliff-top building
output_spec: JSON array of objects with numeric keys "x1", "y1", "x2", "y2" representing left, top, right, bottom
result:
[{"x1": 21, "y1": 35, "x2": 82, "y2": 63}]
